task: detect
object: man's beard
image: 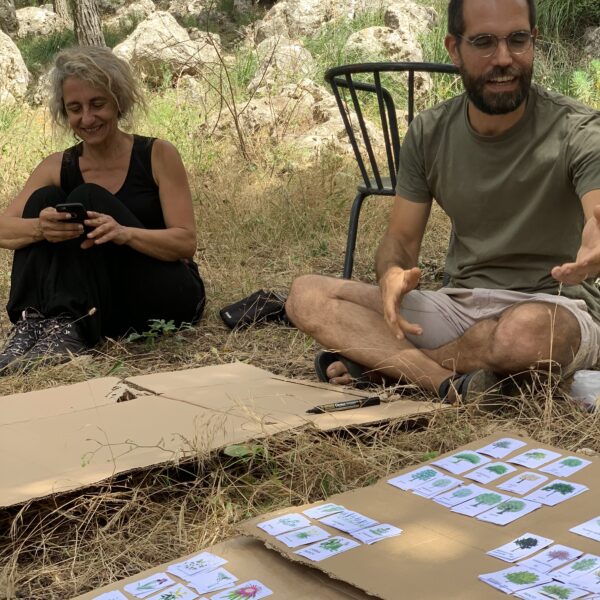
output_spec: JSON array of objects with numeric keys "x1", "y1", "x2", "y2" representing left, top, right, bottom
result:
[{"x1": 460, "y1": 65, "x2": 532, "y2": 115}]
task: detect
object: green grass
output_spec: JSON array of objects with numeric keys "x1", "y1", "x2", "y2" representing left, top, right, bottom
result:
[{"x1": 537, "y1": 0, "x2": 600, "y2": 40}]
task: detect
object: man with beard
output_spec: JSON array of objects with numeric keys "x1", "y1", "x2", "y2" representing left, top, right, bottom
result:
[{"x1": 285, "y1": 0, "x2": 600, "y2": 404}]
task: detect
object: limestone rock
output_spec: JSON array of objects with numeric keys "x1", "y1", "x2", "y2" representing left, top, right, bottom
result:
[
  {"x1": 583, "y1": 26, "x2": 600, "y2": 59},
  {"x1": 0, "y1": 29, "x2": 29, "y2": 103},
  {"x1": 384, "y1": 0, "x2": 437, "y2": 35},
  {"x1": 344, "y1": 26, "x2": 423, "y2": 62},
  {"x1": 105, "y1": 0, "x2": 156, "y2": 30},
  {"x1": 15, "y1": 5, "x2": 65, "y2": 39}
]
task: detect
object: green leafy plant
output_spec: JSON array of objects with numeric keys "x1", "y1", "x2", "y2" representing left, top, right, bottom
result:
[
  {"x1": 541, "y1": 482, "x2": 576, "y2": 496},
  {"x1": 497, "y1": 500, "x2": 526, "y2": 515},
  {"x1": 486, "y1": 465, "x2": 509, "y2": 475},
  {"x1": 567, "y1": 557, "x2": 598, "y2": 573},
  {"x1": 410, "y1": 469, "x2": 437, "y2": 482},
  {"x1": 320, "y1": 538, "x2": 344, "y2": 552},
  {"x1": 524, "y1": 451, "x2": 547, "y2": 460},
  {"x1": 513, "y1": 537, "x2": 539, "y2": 550},
  {"x1": 559, "y1": 458, "x2": 584, "y2": 469},
  {"x1": 540, "y1": 584, "x2": 573, "y2": 599},
  {"x1": 504, "y1": 571, "x2": 539, "y2": 585},
  {"x1": 452, "y1": 453, "x2": 481, "y2": 465},
  {"x1": 547, "y1": 549, "x2": 572, "y2": 562},
  {"x1": 126, "y1": 319, "x2": 194, "y2": 346},
  {"x1": 432, "y1": 478, "x2": 452, "y2": 488},
  {"x1": 473, "y1": 493, "x2": 502, "y2": 507}
]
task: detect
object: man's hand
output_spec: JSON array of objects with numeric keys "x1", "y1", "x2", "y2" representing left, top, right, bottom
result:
[
  {"x1": 380, "y1": 266, "x2": 423, "y2": 339},
  {"x1": 552, "y1": 204, "x2": 600, "y2": 285}
]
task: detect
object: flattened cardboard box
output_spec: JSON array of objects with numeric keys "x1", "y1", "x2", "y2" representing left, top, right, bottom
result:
[
  {"x1": 241, "y1": 432, "x2": 600, "y2": 600},
  {"x1": 72, "y1": 536, "x2": 371, "y2": 600},
  {"x1": 0, "y1": 362, "x2": 440, "y2": 508}
]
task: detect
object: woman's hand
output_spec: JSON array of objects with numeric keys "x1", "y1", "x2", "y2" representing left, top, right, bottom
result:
[
  {"x1": 81, "y1": 211, "x2": 131, "y2": 249},
  {"x1": 39, "y1": 207, "x2": 84, "y2": 242}
]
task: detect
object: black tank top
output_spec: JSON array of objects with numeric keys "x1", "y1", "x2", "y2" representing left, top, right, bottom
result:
[{"x1": 60, "y1": 134, "x2": 166, "y2": 229}]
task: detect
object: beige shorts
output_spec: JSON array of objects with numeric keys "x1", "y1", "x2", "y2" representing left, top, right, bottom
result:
[{"x1": 401, "y1": 288, "x2": 600, "y2": 375}]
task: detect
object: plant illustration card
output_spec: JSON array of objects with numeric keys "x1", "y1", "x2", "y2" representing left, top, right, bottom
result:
[
  {"x1": 319, "y1": 509, "x2": 378, "y2": 533},
  {"x1": 350, "y1": 524, "x2": 403, "y2": 545},
  {"x1": 167, "y1": 552, "x2": 228, "y2": 579},
  {"x1": 147, "y1": 584, "x2": 198, "y2": 600},
  {"x1": 524, "y1": 480, "x2": 588, "y2": 506},
  {"x1": 487, "y1": 533, "x2": 553, "y2": 563},
  {"x1": 432, "y1": 451, "x2": 491, "y2": 475},
  {"x1": 256, "y1": 513, "x2": 311, "y2": 535},
  {"x1": 275, "y1": 525, "x2": 331, "y2": 548},
  {"x1": 508, "y1": 449, "x2": 562, "y2": 469},
  {"x1": 451, "y1": 491, "x2": 512, "y2": 516},
  {"x1": 295, "y1": 536, "x2": 361, "y2": 562},
  {"x1": 432, "y1": 484, "x2": 488, "y2": 508},
  {"x1": 464, "y1": 462, "x2": 518, "y2": 484},
  {"x1": 187, "y1": 568, "x2": 238, "y2": 594},
  {"x1": 539, "y1": 456, "x2": 592, "y2": 477},
  {"x1": 497, "y1": 471, "x2": 549, "y2": 495},
  {"x1": 477, "y1": 438, "x2": 527, "y2": 459},
  {"x1": 552, "y1": 554, "x2": 600, "y2": 583},
  {"x1": 514, "y1": 581, "x2": 589, "y2": 600},
  {"x1": 479, "y1": 566, "x2": 552, "y2": 594},
  {"x1": 570, "y1": 515, "x2": 600, "y2": 542},
  {"x1": 209, "y1": 580, "x2": 273, "y2": 600},
  {"x1": 387, "y1": 466, "x2": 445, "y2": 491},
  {"x1": 477, "y1": 498, "x2": 542, "y2": 525},
  {"x1": 412, "y1": 474, "x2": 462, "y2": 498},
  {"x1": 93, "y1": 592, "x2": 128, "y2": 600},
  {"x1": 570, "y1": 570, "x2": 600, "y2": 594},
  {"x1": 518, "y1": 545, "x2": 584, "y2": 573},
  {"x1": 124, "y1": 574, "x2": 176, "y2": 599},
  {"x1": 303, "y1": 503, "x2": 345, "y2": 519}
]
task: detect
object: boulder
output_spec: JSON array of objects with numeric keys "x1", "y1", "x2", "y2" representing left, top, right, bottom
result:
[
  {"x1": 583, "y1": 26, "x2": 600, "y2": 59},
  {"x1": 343, "y1": 26, "x2": 423, "y2": 62},
  {"x1": 96, "y1": 0, "x2": 127, "y2": 15},
  {"x1": 0, "y1": 29, "x2": 29, "y2": 103},
  {"x1": 15, "y1": 5, "x2": 65, "y2": 39},
  {"x1": 0, "y1": 0, "x2": 18, "y2": 35},
  {"x1": 113, "y1": 11, "x2": 222, "y2": 83},
  {"x1": 384, "y1": 0, "x2": 437, "y2": 35},
  {"x1": 105, "y1": 0, "x2": 155, "y2": 30},
  {"x1": 248, "y1": 36, "x2": 316, "y2": 95},
  {"x1": 168, "y1": 0, "x2": 225, "y2": 24}
]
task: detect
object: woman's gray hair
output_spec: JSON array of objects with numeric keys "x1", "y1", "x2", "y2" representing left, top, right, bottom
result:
[{"x1": 49, "y1": 46, "x2": 145, "y2": 128}]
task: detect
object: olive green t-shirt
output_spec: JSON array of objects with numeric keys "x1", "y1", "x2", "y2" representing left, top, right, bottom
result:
[{"x1": 396, "y1": 84, "x2": 600, "y2": 322}]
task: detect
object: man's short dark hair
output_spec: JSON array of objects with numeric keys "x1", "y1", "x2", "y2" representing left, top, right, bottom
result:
[{"x1": 447, "y1": 0, "x2": 537, "y2": 36}]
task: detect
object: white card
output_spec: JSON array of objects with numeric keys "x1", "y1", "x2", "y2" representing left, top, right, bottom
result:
[
  {"x1": 92, "y1": 593, "x2": 128, "y2": 600},
  {"x1": 519, "y1": 545, "x2": 584, "y2": 573},
  {"x1": 497, "y1": 471, "x2": 549, "y2": 495},
  {"x1": 124, "y1": 574, "x2": 176, "y2": 599},
  {"x1": 387, "y1": 466, "x2": 445, "y2": 491},
  {"x1": 412, "y1": 475, "x2": 463, "y2": 498},
  {"x1": 464, "y1": 462, "x2": 518, "y2": 484},
  {"x1": 209, "y1": 580, "x2": 272, "y2": 600},
  {"x1": 147, "y1": 584, "x2": 198, "y2": 600},
  {"x1": 167, "y1": 552, "x2": 228, "y2": 579},
  {"x1": 451, "y1": 491, "x2": 511, "y2": 516},
  {"x1": 570, "y1": 515, "x2": 600, "y2": 542},
  {"x1": 187, "y1": 568, "x2": 238, "y2": 594},
  {"x1": 479, "y1": 566, "x2": 552, "y2": 594},
  {"x1": 477, "y1": 499, "x2": 542, "y2": 525},
  {"x1": 432, "y1": 484, "x2": 488, "y2": 508},
  {"x1": 295, "y1": 536, "x2": 360, "y2": 562},
  {"x1": 432, "y1": 451, "x2": 491, "y2": 474},
  {"x1": 524, "y1": 480, "x2": 588, "y2": 506},
  {"x1": 477, "y1": 438, "x2": 527, "y2": 458},
  {"x1": 276, "y1": 526, "x2": 331, "y2": 548},
  {"x1": 539, "y1": 456, "x2": 592, "y2": 477},
  {"x1": 508, "y1": 449, "x2": 562, "y2": 468},
  {"x1": 552, "y1": 554, "x2": 600, "y2": 582},
  {"x1": 350, "y1": 524, "x2": 402, "y2": 544},
  {"x1": 487, "y1": 534, "x2": 553, "y2": 563},
  {"x1": 514, "y1": 581, "x2": 589, "y2": 600},
  {"x1": 303, "y1": 503, "x2": 345, "y2": 519},
  {"x1": 571, "y1": 570, "x2": 600, "y2": 594},
  {"x1": 319, "y1": 509, "x2": 378, "y2": 533},
  {"x1": 257, "y1": 513, "x2": 311, "y2": 535}
]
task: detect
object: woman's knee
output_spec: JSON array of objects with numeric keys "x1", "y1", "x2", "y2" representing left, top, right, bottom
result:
[
  {"x1": 22, "y1": 186, "x2": 67, "y2": 217},
  {"x1": 68, "y1": 183, "x2": 116, "y2": 208}
]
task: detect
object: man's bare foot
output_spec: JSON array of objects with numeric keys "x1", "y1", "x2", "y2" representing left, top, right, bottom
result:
[{"x1": 326, "y1": 360, "x2": 354, "y2": 385}]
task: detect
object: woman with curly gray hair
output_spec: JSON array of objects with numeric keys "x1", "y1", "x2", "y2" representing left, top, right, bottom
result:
[{"x1": 0, "y1": 46, "x2": 205, "y2": 372}]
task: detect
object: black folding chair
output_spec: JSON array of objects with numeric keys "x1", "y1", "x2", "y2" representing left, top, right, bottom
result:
[{"x1": 324, "y1": 62, "x2": 459, "y2": 279}]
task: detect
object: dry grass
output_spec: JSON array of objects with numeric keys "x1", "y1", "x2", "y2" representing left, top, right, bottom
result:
[{"x1": 0, "y1": 84, "x2": 597, "y2": 600}]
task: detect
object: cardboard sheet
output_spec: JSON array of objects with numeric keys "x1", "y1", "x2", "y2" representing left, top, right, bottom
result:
[
  {"x1": 71, "y1": 535, "x2": 372, "y2": 600},
  {"x1": 0, "y1": 362, "x2": 440, "y2": 508},
  {"x1": 241, "y1": 433, "x2": 600, "y2": 599}
]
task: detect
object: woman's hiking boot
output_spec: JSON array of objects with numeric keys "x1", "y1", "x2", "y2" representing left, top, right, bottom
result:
[{"x1": 0, "y1": 308, "x2": 47, "y2": 373}]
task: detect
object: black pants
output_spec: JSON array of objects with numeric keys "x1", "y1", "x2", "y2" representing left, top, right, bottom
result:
[{"x1": 7, "y1": 184, "x2": 206, "y2": 346}]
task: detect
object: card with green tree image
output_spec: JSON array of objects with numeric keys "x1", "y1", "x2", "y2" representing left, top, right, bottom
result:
[
  {"x1": 570, "y1": 515, "x2": 600, "y2": 542},
  {"x1": 479, "y1": 566, "x2": 552, "y2": 594},
  {"x1": 302, "y1": 503, "x2": 345, "y2": 519},
  {"x1": 540, "y1": 456, "x2": 592, "y2": 477},
  {"x1": 432, "y1": 484, "x2": 488, "y2": 508},
  {"x1": 412, "y1": 474, "x2": 462, "y2": 498},
  {"x1": 276, "y1": 526, "x2": 330, "y2": 548},
  {"x1": 186, "y1": 568, "x2": 238, "y2": 594},
  {"x1": 552, "y1": 554, "x2": 600, "y2": 583},
  {"x1": 519, "y1": 545, "x2": 583, "y2": 574},
  {"x1": 508, "y1": 449, "x2": 562, "y2": 469},
  {"x1": 487, "y1": 533, "x2": 553, "y2": 562},
  {"x1": 514, "y1": 581, "x2": 589, "y2": 599},
  {"x1": 432, "y1": 451, "x2": 491, "y2": 475},
  {"x1": 319, "y1": 509, "x2": 378, "y2": 533},
  {"x1": 295, "y1": 536, "x2": 360, "y2": 562},
  {"x1": 497, "y1": 471, "x2": 549, "y2": 495},
  {"x1": 256, "y1": 513, "x2": 311, "y2": 536},
  {"x1": 350, "y1": 523, "x2": 403, "y2": 545},
  {"x1": 465, "y1": 461, "x2": 518, "y2": 484},
  {"x1": 567, "y1": 568, "x2": 600, "y2": 594},
  {"x1": 477, "y1": 498, "x2": 542, "y2": 525},
  {"x1": 477, "y1": 438, "x2": 527, "y2": 459},
  {"x1": 451, "y1": 491, "x2": 511, "y2": 517},
  {"x1": 167, "y1": 552, "x2": 228, "y2": 579},
  {"x1": 524, "y1": 480, "x2": 588, "y2": 506},
  {"x1": 387, "y1": 466, "x2": 445, "y2": 491}
]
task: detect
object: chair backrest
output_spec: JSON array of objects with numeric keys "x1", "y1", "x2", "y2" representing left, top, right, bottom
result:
[{"x1": 324, "y1": 62, "x2": 459, "y2": 196}]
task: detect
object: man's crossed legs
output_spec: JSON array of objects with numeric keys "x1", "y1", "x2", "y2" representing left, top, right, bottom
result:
[{"x1": 286, "y1": 275, "x2": 600, "y2": 401}]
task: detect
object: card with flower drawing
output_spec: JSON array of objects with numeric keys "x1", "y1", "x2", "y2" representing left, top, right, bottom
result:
[
  {"x1": 518, "y1": 544, "x2": 583, "y2": 574},
  {"x1": 256, "y1": 513, "x2": 311, "y2": 536},
  {"x1": 124, "y1": 574, "x2": 176, "y2": 599},
  {"x1": 92, "y1": 592, "x2": 128, "y2": 600},
  {"x1": 303, "y1": 503, "x2": 345, "y2": 519},
  {"x1": 167, "y1": 553, "x2": 228, "y2": 579},
  {"x1": 276, "y1": 525, "x2": 331, "y2": 548},
  {"x1": 295, "y1": 536, "x2": 360, "y2": 562},
  {"x1": 209, "y1": 580, "x2": 273, "y2": 600},
  {"x1": 187, "y1": 568, "x2": 238, "y2": 594},
  {"x1": 147, "y1": 583, "x2": 198, "y2": 600}
]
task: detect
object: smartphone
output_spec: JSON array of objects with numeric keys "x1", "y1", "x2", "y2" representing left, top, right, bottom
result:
[{"x1": 56, "y1": 202, "x2": 89, "y2": 224}]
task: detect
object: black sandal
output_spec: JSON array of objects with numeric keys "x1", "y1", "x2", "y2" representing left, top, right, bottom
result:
[
  {"x1": 438, "y1": 370, "x2": 502, "y2": 405},
  {"x1": 314, "y1": 350, "x2": 375, "y2": 389}
]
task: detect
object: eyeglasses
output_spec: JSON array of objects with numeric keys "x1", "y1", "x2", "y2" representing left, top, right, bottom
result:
[{"x1": 457, "y1": 31, "x2": 534, "y2": 58}]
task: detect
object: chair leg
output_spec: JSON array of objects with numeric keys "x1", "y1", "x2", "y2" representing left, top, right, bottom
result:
[{"x1": 343, "y1": 191, "x2": 368, "y2": 279}]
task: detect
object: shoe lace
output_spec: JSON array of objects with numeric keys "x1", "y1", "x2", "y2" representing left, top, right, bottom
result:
[
  {"x1": 34, "y1": 317, "x2": 82, "y2": 355},
  {"x1": 2, "y1": 313, "x2": 46, "y2": 357}
]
